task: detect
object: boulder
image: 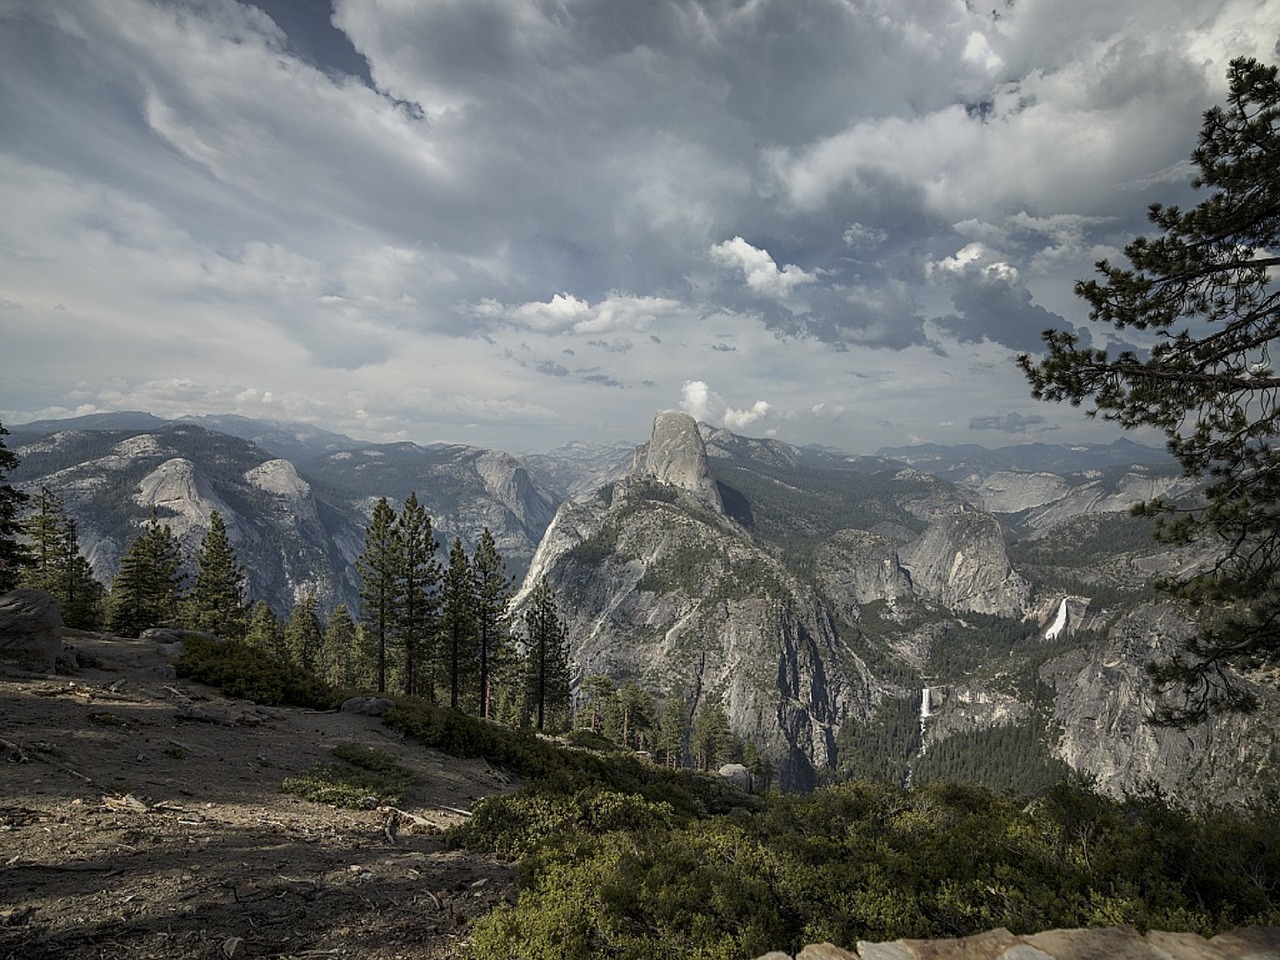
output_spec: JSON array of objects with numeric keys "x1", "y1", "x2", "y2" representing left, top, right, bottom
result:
[
  {"x1": 0, "y1": 589, "x2": 64, "y2": 672},
  {"x1": 341, "y1": 696, "x2": 396, "y2": 717},
  {"x1": 718, "y1": 763, "x2": 753, "y2": 792},
  {"x1": 141, "y1": 627, "x2": 221, "y2": 645}
]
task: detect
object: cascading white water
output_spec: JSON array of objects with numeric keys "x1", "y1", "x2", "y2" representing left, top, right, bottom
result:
[
  {"x1": 917, "y1": 687, "x2": 930, "y2": 758},
  {"x1": 1045, "y1": 597, "x2": 1069, "y2": 640}
]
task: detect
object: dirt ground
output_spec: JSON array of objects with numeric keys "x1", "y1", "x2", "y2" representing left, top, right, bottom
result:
[{"x1": 0, "y1": 632, "x2": 519, "y2": 960}]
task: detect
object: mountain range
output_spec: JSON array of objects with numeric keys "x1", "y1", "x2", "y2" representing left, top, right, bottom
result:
[{"x1": 7, "y1": 410, "x2": 1276, "y2": 801}]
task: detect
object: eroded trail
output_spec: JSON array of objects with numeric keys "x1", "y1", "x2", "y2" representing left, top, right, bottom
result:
[{"x1": 0, "y1": 634, "x2": 517, "y2": 959}]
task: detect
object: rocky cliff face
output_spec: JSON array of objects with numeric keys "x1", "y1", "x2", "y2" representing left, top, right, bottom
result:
[
  {"x1": 519, "y1": 415, "x2": 1275, "y2": 801},
  {"x1": 10, "y1": 426, "x2": 364, "y2": 615},
  {"x1": 11, "y1": 420, "x2": 565, "y2": 614},
  {"x1": 1042, "y1": 603, "x2": 1280, "y2": 806},
  {"x1": 898, "y1": 511, "x2": 1030, "y2": 616},
  {"x1": 631, "y1": 410, "x2": 724, "y2": 512},
  {"x1": 520, "y1": 417, "x2": 873, "y2": 789},
  {"x1": 518, "y1": 414, "x2": 1057, "y2": 787}
]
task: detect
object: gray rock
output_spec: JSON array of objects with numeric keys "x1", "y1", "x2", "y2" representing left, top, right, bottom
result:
[
  {"x1": 633, "y1": 411, "x2": 723, "y2": 512},
  {"x1": 718, "y1": 763, "x2": 752, "y2": 792},
  {"x1": 56, "y1": 644, "x2": 80, "y2": 672},
  {"x1": 0, "y1": 589, "x2": 64, "y2": 672},
  {"x1": 796, "y1": 946, "x2": 857, "y2": 960},
  {"x1": 341, "y1": 696, "x2": 396, "y2": 716},
  {"x1": 141, "y1": 627, "x2": 221, "y2": 644}
]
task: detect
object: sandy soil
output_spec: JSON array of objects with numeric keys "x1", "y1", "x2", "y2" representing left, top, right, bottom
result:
[{"x1": 0, "y1": 632, "x2": 518, "y2": 960}]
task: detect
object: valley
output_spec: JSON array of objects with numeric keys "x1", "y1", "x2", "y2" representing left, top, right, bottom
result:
[{"x1": 6, "y1": 410, "x2": 1279, "y2": 804}]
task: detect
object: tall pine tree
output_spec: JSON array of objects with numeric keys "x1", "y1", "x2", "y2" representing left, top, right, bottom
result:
[
  {"x1": 0, "y1": 421, "x2": 30, "y2": 590},
  {"x1": 321, "y1": 603, "x2": 362, "y2": 688},
  {"x1": 440, "y1": 537, "x2": 476, "y2": 710},
  {"x1": 185, "y1": 511, "x2": 246, "y2": 639},
  {"x1": 107, "y1": 510, "x2": 183, "y2": 637},
  {"x1": 284, "y1": 593, "x2": 324, "y2": 673},
  {"x1": 19, "y1": 488, "x2": 103, "y2": 629},
  {"x1": 20, "y1": 487, "x2": 63, "y2": 592},
  {"x1": 245, "y1": 600, "x2": 282, "y2": 656},
  {"x1": 472, "y1": 527, "x2": 512, "y2": 720},
  {"x1": 396, "y1": 492, "x2": 440, "y2": 697},
  {"x1": 357, "y1": 497, "x2": 401, "y2": 693},
  {"x1": 522, "y1": 576, "x2": 571, "y2": 731},
  {"x1": 56, "y1": 513, "x2": 105, "y2": 631}
]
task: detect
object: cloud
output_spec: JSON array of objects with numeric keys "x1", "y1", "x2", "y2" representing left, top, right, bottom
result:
[
  {"x1": 534, "y1": 360, "x2": 570, "y2": 378},
  {"x1": 926, "y1": 241, "x2": 1087, "y2": 354},
  {"x1": 842, "y1": 223, "x2": 888, "y2": 250},
  {"x1": 724, "y1": 400, "x2": 771, "y2": 431},
  {"x1": 709, "y1": 237, "x2": 816, "y2": 304},
  {"x1": 3, "y1": 0, "x2": 1272, "y2": 454},
  {"x1": 476, "y1": 293, "x2": 691, "y2": 335},
  {"x1": 680, "y1": 380, "x2": 771, "y2": 433},
  {"x1": 926, "y1": 242, "x2": 1019, "y2": 284},
  {"x1": 680, "y1": 380, "x2": 714, "y2": 422}
]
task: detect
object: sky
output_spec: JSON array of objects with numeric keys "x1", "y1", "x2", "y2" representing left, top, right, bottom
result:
[{"x1": 1, "y1": 0, "x2": 1277, "y2": 454}]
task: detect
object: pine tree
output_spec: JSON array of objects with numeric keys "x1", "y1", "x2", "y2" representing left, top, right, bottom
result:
[
  {"x1": 20, "y1": 487, "x2": 63, "y2": 592},
  {"x1": 284, "y1": 593, "x2": 324, "y2": 673},
  {"x1": 185, "y1": 511, "x2": 246, "y2": 639},
  {"x1": 19, "y1": 488, "x2": 104, "y2": 629},
  {"x1": 582, "y1": 674, "x2": 617, "y2": 734},
  {"x1": 1018, "y1": 58, "x2": 1280, "y2": 721},
  {"x1": 617, "y1": 681, "x2": 656, "y2": 751},
  {"x1": 472, "y1": 528, "x2": 513, "y2": 720},
  {"x1": 396, "y1": 492, "x2": 440, "y2": 698},
  {"x1": 57, "y1": 515, "x2": 105, "y2": 631},
  {"x1": 692, "y1": 701, "x2": 738, "y2": 771},
  {"x1": 522, "y1": 576, "x2": 571, "y2": 731},
  {"x1": 321, "y1": 603, "x2": 362, "y2": 688},
  {"x1": 107, "y1": 510, "x2": 183, "y2": 637},
  {"x1": 357, "y1": 497, "x2": 401, "y2": 693},
  {"x1": 0, "y1": 421, "x2": 30, "y2": 590},
  {"x1": 656, "y1": 695, "x2": 692, "y2": 769},
  {"x1": 440, "y1": 537, "x2": 476, "y2": 710},
  {"x1": 245, "y1": 600, "x2": 282, "y2": 657}
]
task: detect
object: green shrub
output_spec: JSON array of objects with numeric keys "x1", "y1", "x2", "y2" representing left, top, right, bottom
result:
[
  {"x1": 175, "y1": 634, "x2": 344, "y2": 709},
  {"x1": 460, "y1": 778, "x2": 1280, "y2": 959},
  {"x1": 450, "y1": 786, "x2": 678, "y2": 859},
  {"x1": 281, "y1": 743, "x2": 415, "y2": 808}
]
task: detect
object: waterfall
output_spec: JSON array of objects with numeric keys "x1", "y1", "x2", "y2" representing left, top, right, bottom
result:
[
  {"x1": 1045, "y1": 597, "x2": 1069, "y2": 640},
  {"x1": 917, "y1": 686, "x2": 930, "y2": 758}
]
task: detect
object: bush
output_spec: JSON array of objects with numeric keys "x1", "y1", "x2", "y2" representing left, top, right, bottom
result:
[
  {"x1": 460, "y1": 778, "x2": 1280, "y2": 959},
  {"x1": 174, "y1": 634, "x2": 344, "y2": 709},
  {"x1": 281, "y1": 743, "x2": 415, "y2": 808}
]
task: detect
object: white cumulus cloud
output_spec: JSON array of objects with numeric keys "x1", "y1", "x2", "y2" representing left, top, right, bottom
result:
[
  {"x1": 709, "y1": 237, "x2": 816, "y2": 302},
  {"x1": 680, "y1": 380, "x2": 771, "y2": 432}
]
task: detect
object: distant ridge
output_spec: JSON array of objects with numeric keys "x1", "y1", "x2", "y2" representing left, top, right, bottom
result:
[
  {"x1": 9, "y1": 411, "x2": 370, "y2": 462},
  {"x1": 10, "y1": 411, "x2": 171, "y2": 433},
  {"x1": 875, "y1": 437, "x2": 1175, "y2": 478}
]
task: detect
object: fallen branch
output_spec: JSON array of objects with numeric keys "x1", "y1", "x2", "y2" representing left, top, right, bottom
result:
[
  {"x1": 379, "y1": 806, "x2": 440, "y2": 829},
  {"x1": 427, "y1": 804, "x2": 472, "y2": 818}
]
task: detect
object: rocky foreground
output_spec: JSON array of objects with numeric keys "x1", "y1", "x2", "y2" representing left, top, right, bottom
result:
[
  {"x1": 763, "y1": 926, "x2": 1280, "y2": 959},
  {"x1": 0, "y1": 620, "x2": 517, "y2": 960}
]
